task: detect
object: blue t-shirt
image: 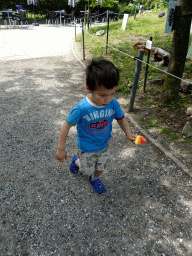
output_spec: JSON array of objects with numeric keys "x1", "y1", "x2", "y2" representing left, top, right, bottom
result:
[{"x1": 66, "y1": 96, "x2": 124, "y2": 153}]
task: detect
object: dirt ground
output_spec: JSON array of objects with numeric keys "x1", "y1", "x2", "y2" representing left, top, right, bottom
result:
[
  {"x1": 1, "y1": 31, "x2": 192, "y2": 256},
  {"x1": 116, "y1": 85, "x2": 192, "y2": 172}
]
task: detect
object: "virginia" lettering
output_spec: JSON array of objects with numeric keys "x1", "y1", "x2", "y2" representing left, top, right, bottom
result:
[{"x1": 83, "y1": 109, "x2": 115, "y2": 121}]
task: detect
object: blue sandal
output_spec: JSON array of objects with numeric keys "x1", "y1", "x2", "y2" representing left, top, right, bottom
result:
[
  {"x1": 70, "y1": 155, "x2": 79, "y2": 174},
  {"x1": 89, "y1": 176, "x2": 105, "y2": 194}
]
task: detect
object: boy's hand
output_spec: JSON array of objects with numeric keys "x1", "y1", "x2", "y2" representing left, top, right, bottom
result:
[
  {"x1": 117, "y1": 119, "x2": 136, "y2": 144},
  {"x1": 128, "y1": 134, "x2": 137, "y2": 144},
  {"x1": 55, "y1": 149, "x2": 67, "y2": 162}
]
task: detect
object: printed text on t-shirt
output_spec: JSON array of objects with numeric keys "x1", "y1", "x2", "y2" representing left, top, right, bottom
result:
[
  {"x1": 89, "y1": 119, "x2": 108, "y2": 129},
  {"x1": 83, "y1": 109, "x2": 115, "y2": 122}
]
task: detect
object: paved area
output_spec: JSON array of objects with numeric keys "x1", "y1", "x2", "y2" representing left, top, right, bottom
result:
[
  {"x1": 1, "y1": 25, "x2": 192, "y2": 256},
  {"x1": 0, "y1": 25, "x2": 81, "y2": 61}
]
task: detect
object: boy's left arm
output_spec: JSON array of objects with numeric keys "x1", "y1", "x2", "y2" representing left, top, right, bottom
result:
[{"x1": 117, "y1": 117, "x2": 136, "y2": 143}]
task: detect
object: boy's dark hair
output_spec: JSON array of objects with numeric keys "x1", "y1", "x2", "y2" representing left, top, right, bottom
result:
[{"x1": 86, "y1": 59, "x2": 120, "y2": 91}]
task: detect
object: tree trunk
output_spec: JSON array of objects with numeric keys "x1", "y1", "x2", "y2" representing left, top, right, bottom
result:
[{"x1": 161, "y1": 0, "x2": 192, "y2": 103}]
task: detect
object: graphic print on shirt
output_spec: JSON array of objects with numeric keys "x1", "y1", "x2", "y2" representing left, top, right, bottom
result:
[
  {"x1": 83, "y1": 109, "x2": 115, "y2": 122},
  {"x1": 66, "y1": 97, "x2": 124, "y2": 152},
  {"x1": 89, "y1": 119, "x2": 108, "y2": 129}
]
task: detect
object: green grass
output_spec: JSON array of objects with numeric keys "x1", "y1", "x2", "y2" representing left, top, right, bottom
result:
[
  {"x1": 149, "y1": 118, "x2": 158, "y2": 127},
  {"x1": 159, "y1": 128, "x2": 181, "y2": 141},
  {"x1": 79, "y1": 9, "x2": 170, "y2": 94},
  {"x1": 170, "y1": 134, "x2": 180, "y2": 141},
  {"x1": 160, "y1": 127, "x2": 172, "y2": 134},
  {"x1": 144, "y1": 100, "x2": 153, "y2": 107},
  {"x1": 78, "y1": 8, "x2": 192, "y2": 102},
  {"x1": 27, "y1": 12, "x2": 46, "y2": 20}
]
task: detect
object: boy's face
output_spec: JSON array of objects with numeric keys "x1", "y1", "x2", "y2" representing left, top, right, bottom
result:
[{"x1": 86, "y1": 84, "x2": 117, "y2": 107}]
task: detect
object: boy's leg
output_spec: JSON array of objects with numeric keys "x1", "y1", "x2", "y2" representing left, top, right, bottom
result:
[
  {"x1": 89, "y1": 146, "x2": 110, "y2": 193},
  {"x1": 94, "y1": 170, "x2": 103, "y2": 178},
  {"x1": 77, "y1": 150, "x2": 106, "y2": 193},
  {"x1": 94, "y1": 145, "x2": 110, "y2": 175},
  {"x1": 72, "y1": 147, "x2": 109, "y2": 193},
  {"x1": 77, "y1": 151, "x2": 97, "y2": 176}
]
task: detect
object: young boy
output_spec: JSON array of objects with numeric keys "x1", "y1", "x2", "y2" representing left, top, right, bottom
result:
[{"x1": 55, "y1": 59, "x2": 136, "y2": 194}]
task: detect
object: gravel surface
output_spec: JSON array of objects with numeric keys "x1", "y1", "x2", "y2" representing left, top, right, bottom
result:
[{"x1": 1, "y1": 34, "x2": 192, "y2": 255}]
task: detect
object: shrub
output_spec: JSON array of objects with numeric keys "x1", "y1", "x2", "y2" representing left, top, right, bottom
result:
[
  {"x1": 150, "y1": 0, "x2": 168, "y2": 10},
  {"x1": 144, "y1": 0, "x2": 151, "y2": 10},
  {"x1": 120, "y1": 4, "x2": 139, "y2": 15}
]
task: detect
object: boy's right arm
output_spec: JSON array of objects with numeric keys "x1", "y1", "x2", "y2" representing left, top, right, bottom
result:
[{"x1": 55, "y1": 121, "x2": 72, "y2": 162}]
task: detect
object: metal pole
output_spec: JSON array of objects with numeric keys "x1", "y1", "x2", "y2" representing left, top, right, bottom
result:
[
  {"x1": 82, "y1": 21, "x2": 85, "y2": 60},
  {"x1": 88, "y1": 0, "x2": 90, "y2": 30},
  {"x1": 33, "y1": 4, "x2": 35, "y2": 23},
  {"x1": 75, "y1": 20, "x2": 76, "y2": 41},
  {"x1": 84, "y1": 5, "x2": 87, "y2": 30},
  {"x1": 128, "y1": 49, "x2": 144, "y2": 112},
  {"x1": 134, "y1": 7, "x2": 136, "y2": 19},
  {"x1": 143, "y1": 36, "x2": 152, "y2": 92},
  {"x1": 106, "y1": 10, "x2": 109, "y2": 55}
]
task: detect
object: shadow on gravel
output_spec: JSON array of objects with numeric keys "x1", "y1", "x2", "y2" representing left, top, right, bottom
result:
[
  {"x1": 0, "y1": 56, "x2": 192, "y2": 255},
  {"x1": 109, "y1": 126, "x2": 192, "y2": 255}
]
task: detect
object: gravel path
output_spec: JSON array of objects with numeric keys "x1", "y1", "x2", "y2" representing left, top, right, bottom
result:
[{"x1": 1, "y1": 28, "x2": 192, "y2": 256}]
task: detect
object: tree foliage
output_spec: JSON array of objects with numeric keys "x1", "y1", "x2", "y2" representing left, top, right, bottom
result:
[
  {"x1": 0, "y1": 0, "x2": 76, "y2": 15},
  {"x1": 0, "y1": 0, "x2": 169, "y2": 15},
  {"x1": 0, "y1": 0, "x2": 120, "y2": 14},
  {"x1": 150, "y1": 0, "x2": 168, "y2": 9},
  {"x1": 120, "y1": 4, "x2": 139, "y2": 14},
  {"x1": 89, "y1": 0, "x2": 119, "y2": 13}
]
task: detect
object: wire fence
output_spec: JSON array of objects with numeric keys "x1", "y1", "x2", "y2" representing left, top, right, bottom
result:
[
  {"x1": 75, "y1": 10, "x2": 128, "y2": 24},
  {"x1": 79, "y1": 11, "x2": 191, "y2": 85},
  {"x1": 83, "y1": 28, "x2": 189, "y2": 84}
]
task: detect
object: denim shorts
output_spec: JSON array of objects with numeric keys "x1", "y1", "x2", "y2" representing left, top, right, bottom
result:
[{"x1": 77, "y1": 145, "x2": 110, "y2": 176}]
